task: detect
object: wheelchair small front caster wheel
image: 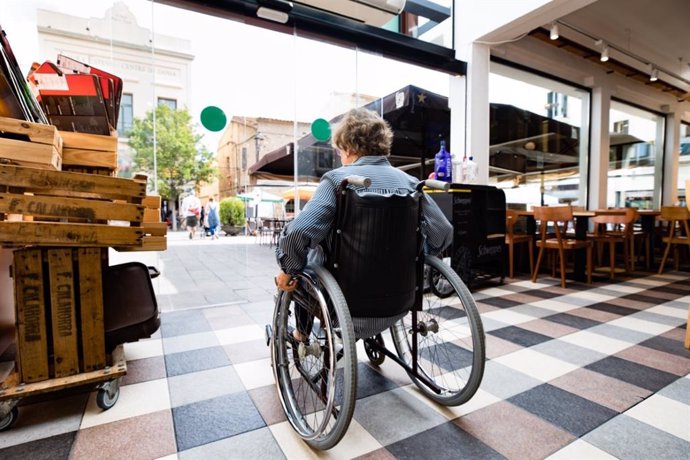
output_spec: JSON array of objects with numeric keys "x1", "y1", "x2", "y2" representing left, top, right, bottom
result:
[
  {"x1": 364, "y1": 334, "x2": 385, "y2": 366},
  {"x1": 0, "y1": 406, "x2": 18, "y2": 432}
]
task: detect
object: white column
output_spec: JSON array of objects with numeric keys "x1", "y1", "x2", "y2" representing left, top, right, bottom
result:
[
  {"x1": 449, "y1": 74, "x2": 465, "y2": 181},
  {"x1": 662, "y1": 111, "x2": 680, "y2": 205},
  {"x1": 588, "y1": 85, "x2": 611, "y2": 210}
]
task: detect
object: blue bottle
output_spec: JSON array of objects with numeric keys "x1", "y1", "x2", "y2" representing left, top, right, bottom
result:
[{"x1": 434, "y1": 140, "x2": 452, "y2": 183}]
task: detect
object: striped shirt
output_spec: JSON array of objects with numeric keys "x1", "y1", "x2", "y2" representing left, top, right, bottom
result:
[{"x1": 276, "y1": 155, "x2": 453, "y2": 274}]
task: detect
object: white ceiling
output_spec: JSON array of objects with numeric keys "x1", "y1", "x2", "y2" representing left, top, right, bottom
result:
[{"x1": 560, "y1": 0, "x2": 690, "y2": 83}]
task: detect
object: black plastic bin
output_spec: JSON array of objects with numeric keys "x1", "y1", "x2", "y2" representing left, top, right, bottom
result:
[
  {"x1": 103, "y1": 262, "x2": 161, "y2": 352},
  {"x1": 429, "y1": 183, "x2": 506, "y2": 288}
]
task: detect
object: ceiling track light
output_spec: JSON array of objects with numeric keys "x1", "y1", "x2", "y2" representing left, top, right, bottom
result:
[
  {"x1": 549, "y1": 22, "x2": 559, "y2": 40},
  {"x1": 650, "y1": 67, "x2": 659, "y2": 82},
  {"x1": 600, "y1": 43, "x2": 609, "y2": 62},
  {"x1": 256, "y1": 0, "x2": 293, "y2": 24}
]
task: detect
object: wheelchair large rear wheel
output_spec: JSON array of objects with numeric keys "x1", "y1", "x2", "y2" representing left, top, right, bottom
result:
[
  {"x1": 391, "y1": 255, "x2": 485, "y2": 406},
  {"x1": 270, "y1": 264, "x2": 357, "y2": 450}
]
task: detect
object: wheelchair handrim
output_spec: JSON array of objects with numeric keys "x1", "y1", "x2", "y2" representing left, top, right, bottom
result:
[{"x1": 271, "y1": 278, "x2": 338, "y2": 441}]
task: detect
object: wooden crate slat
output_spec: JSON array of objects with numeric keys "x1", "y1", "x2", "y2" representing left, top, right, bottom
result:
[
  {"x1": 62, "y1": 148, "x2": 118, "y2": 169},
  {"x1": 143, "y1": 208, "x2": 161, "y2": 223},
  {"x1": 0, "y1": 222, "x2": 143, "y2": 247},
  {"x1": 0, "y1": 117, "x2": 61, "y2": 148},
  {"x1": 77, "y1": 248, "x2": 106, "y2": 372},
  {"x1": 142, "y1": 195, "x2": 161, "y2": 209},
  {"x1": 143, "y1": 222, "x2": 168, "y2": 236},
  {"x1": 0, "y1": 164, "x2": 145, "y2": 200},
  {"x1": 59, "y1": 131, "x2": 117, "y2": 152},
  {"x1": 0, "y1": 139, "x2": 61, "y2": 170},
  {"x1": 13, "y1": 249, "x2": 49, "y2": 383},
  {"x1": 115, "y1": 235, "x2": 167, "y2": 252},
  {"x1": 0, "y1": 193, "x2": 144, "y2": 223},
  {"x1": 47, "y1": 249, "x2": 79, "y2": 378}
]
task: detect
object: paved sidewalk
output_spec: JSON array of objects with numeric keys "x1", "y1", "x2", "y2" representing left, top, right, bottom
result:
[{"x1": 110, "y1": 230, "x2": 280, "y2": 313}]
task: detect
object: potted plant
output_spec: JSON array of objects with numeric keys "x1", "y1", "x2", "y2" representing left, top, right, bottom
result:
[{"x1": 219, "y1": 197, "x2": 245, "y2": 236}]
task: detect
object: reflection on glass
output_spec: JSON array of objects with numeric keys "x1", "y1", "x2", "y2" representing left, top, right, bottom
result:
[
  {"x1": 488, "y1": 64, "x2": 589, "y2": 209},
  {"x1": 608, "y1": 101, "x2": 664, "y2": 209}
]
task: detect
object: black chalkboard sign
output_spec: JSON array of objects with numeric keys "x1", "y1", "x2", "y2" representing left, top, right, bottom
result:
[{"x1": 429, "y1": 184, "x2": 506, "y2": 288}]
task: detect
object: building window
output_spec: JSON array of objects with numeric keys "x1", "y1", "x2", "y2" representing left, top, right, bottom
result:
[
  {"x1": 242, "y1": 147, "x2": 247, "y2": 170},
  {"x1": 158, "y1": 97, "x2": 177, "y2": 110},
  {"x1": 117, "y1": 93, "x2": 133, "y2": 137},
  {"x1": 608, "y1": 101, "x2": 665, "y2": 209},
  {"x1": 489, "y1": 63, "x2": 590, "y2": 208}
]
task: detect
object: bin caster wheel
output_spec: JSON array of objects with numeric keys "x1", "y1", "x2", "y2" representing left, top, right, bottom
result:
[
  {"x1": 0, "y1": 406, "x2": 18, "y2": 432},
  {"x1": 97, "y1": 378, "x2": 120, "y2": 410},
  {"x1": 364, "y1": 334, "x2": 386, "y2": 366}
]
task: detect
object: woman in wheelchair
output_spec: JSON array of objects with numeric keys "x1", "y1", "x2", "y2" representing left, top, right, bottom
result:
[{"x1": 268, "y1": 108, "x2": 485, "y2": 450}]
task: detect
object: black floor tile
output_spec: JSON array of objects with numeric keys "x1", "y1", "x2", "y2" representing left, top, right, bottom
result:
[
  {"x1": 587, "y1": 302, "x2": 638, "y2": 316},
  {"x1": 356, "y1": 363, "x2": 400, "y2": 400},
  {"x1": 585, "y1": 356, "x2": 680, "y2": 392},
  {"x1": 544, "y1": 313, "x2": 601, "y2": 330},
  {"x1": 173, "y1": 393, "x2": 265, "y2": 452},
  {"x1": 520, "y1": 289, "x2": 561, "y2": 299},
  {"x1": 386, "y1": 421, "x2": 504, "y2": 460},
  {"x1": 164, "y1": 346, "x2": 231, "y2": 377},
  {"x1": 617, "y1": 294, "x2": 660, "y2": 305},
  {"x1": 488, "y1": 326, "x2": 552, "y2": 348},
  {"x1": 508, "y1": 384, "x2": 617, "y2": 437},
  {"x1": 638, "y1": 335, "x2": 690, "y2": 358},
  {"x1": 0, "y1": 432, "x2": 75, "y2": 460},
  {"x1": 478, "y1": 297, "x2": 521, "y2": 309},
  {"x1": 419, "y1": 341, "x2": 475, "y2": 372}
]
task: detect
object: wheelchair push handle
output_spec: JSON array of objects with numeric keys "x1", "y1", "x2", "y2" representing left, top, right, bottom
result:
[
  {"x1": 419, "y1": 179, "x2": 451, "y2": 192},
  {"x1": 342, "y1": 175, "x2": 372, "y2": 188}
]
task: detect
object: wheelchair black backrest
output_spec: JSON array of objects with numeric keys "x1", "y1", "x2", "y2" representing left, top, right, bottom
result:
[{"x1": 326, "y1": 181, "x2": 423, "y2": 319}]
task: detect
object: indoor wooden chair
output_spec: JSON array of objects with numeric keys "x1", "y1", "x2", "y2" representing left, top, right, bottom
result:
[
  {"x1": 531, "y1": 205, "x2": 593, "y2": 288},
  {"x1": 657, "y1": 206, "x2": 690, "y2": 273},
  {"x1": 590, "y1": 208, "x2": 638, "y2": 279},
  {"x1": 505, "y1": 209, "x2": 534, "y2": 278}
]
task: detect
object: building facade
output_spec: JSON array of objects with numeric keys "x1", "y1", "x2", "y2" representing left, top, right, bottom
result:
[{"x1": 36, "y1": 1, "x2": 194, "y2": 178}]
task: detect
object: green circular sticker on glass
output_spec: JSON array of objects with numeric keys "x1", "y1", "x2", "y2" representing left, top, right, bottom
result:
[
  {"x1": 311, "y1": 118, "x2": 331, "y2": 141},
  {"x1": 200, "y1": 106, "x2": 227, "y2": 132}
]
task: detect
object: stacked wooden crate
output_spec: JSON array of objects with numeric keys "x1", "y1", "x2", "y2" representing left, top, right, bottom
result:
[
  {"x1": 60, "y1": 130, "x2": 118, "y2": 176},
  {"x1": 0, "y1": 117, "x2": 62, "y2": 170}
]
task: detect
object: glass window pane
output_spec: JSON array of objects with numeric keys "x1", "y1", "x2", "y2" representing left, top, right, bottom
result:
[
  {"x1": 489, "y1": 63, "x2": 590, "y2": 209},
  {"x1": 608, "y1": 101, "x2": 664, "y2": 209},
  {"x1": 678, "y1": 122, "x2": 690, "y2": 204}
]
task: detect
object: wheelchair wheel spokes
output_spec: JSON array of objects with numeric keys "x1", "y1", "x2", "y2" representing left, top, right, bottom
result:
[
  {"x1": 270, "y1": 268, "x2": 357, "y2": 450},
  {"x1": 391, "y1": 255, "x2": 485, "y2": 406}
]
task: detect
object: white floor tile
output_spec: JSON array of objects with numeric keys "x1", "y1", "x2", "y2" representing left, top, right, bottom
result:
[
  {"x1": 560, "y1": 330, "x2": 633, "y2": 354},
  {"x1": 233, "y1": 358, "x2": 274, "y2": 390},
  {"x1": 492, "y1": 348, "x2": 579, "y2": 382},
  {"x1": 481, "y1": 309, "x2": 535, "y2": 326},
  {"x1": 269, "y1": 419, "x2": 381, "y2": 459},
  {"x1": 646, "y1": 305, "x2": 689, "y2": 320},
  {"x1": 124, "y1": 338, "x2": 163, "y2": 360},
  {"x1": 214, "y1": 324, "x2": 265, "y2": 345},
  {"x1": 530, "y1": 299, "x2": 580, "y2": 313},
  {"x1": 608, "y1": 316, "x2": 676, "y2": 335},
  {"x1": 625, "y1": 394, "x2": 690, "y2": 441},
  {"x1": 547, "y1": 439, "x2": 618, "y2": 459},
  {"x1": 403, "y1": 385, "x2": 501, "y2": 420},
  {"x1": 80, "y1": 378, "x2": 171, "y2": 429}
]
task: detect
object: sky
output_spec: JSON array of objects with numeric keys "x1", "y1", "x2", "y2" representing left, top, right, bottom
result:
[{"x1": 4, "y1": 0, "x2": 451, "y2": 151}]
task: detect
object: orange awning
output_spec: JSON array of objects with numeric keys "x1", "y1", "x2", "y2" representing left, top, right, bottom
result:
[{"x1": 282, "y1": 186, "x2": 318, "y2": 201}]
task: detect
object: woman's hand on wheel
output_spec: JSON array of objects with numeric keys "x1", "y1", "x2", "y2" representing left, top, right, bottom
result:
[{"x1": 275, "y1": 271, "x2": 297, "y2": 292}]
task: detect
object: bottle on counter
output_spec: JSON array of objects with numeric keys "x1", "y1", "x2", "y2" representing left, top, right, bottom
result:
[
  {"x1": 460, "y1": 154, "x2": 468, "y2": 183},
  {"x1": 466, "y1": 156, "x2": 479, "y2": 183},
  {"x1": 434, "y1": 140, "x2": 452, "y2": 183}
]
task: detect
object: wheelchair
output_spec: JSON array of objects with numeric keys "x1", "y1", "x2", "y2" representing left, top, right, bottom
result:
[{"x1": 267, "y1": 176, "x2": 485, "y2": 450}]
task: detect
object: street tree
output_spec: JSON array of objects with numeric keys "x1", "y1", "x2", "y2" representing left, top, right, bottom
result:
[{"x1": 129, "y1": 105, "x2": 217, "y2": 230}]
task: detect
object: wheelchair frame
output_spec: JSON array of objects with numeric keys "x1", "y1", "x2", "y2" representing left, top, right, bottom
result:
[{"x1": 268, "y1": 177, "x2": 486, "y2": 450}]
